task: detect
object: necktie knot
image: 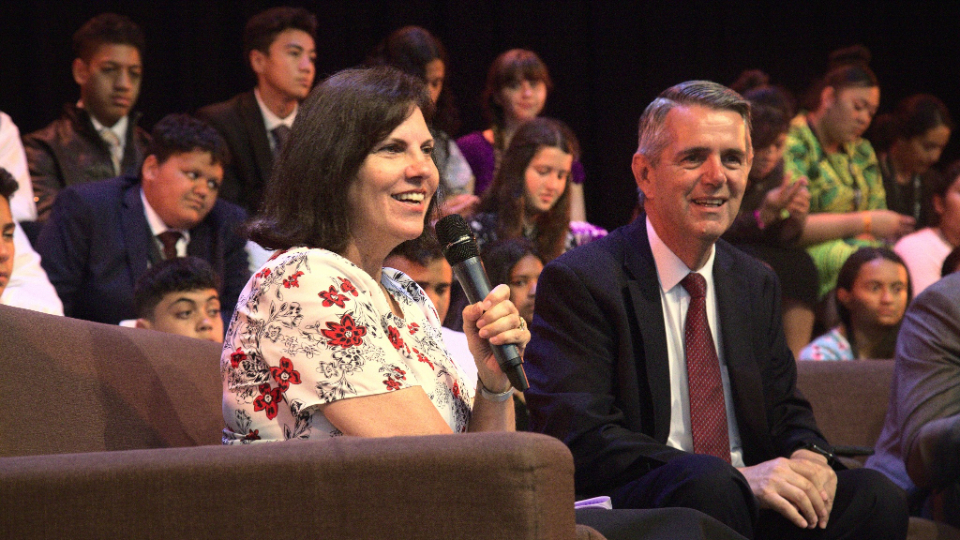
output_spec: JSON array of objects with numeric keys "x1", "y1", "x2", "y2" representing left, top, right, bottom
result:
[
  {"x1": 99, "y1": 128, "x2": 122, "y2": 175},
  {"x1": 100, "y1": 128, "x2": 120, "y2": 146},
  {"x1": 681, "y1": 272, "x2": 707, "y2": 299},
  {"x1": 271, "y1": 125, "x2": 291, "y2": 157},
  {"x1": 157, "y1": 231, "x2": 182, "y2": 260}
]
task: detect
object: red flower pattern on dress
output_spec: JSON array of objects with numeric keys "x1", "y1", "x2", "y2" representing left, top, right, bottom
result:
[
  {"x1": 387, "y1": 326, "x2": 404, "y2": 350},
  {"x1": 253, "y1": 384, "x2": 283, "y2": 420},
  {"x1": 229, "y1": 347, "x2": 247, "y2": 368},
  {"x1": 383, "y1": 366, "x2": 407, "y2": 391},
  {"x1": 283, "y1": 271, "x2": 305, "y2": 289},
  {"x1": 270, "y1": 357, "x2": 302, "y2": 392},
  {"x1": 414, "y1": 348, "x2": 434, "y2": 370},
  {"x1": 319, "y1": 285, "x2": 349, "y2": 308},
  {"x1": 321, "y1": 314, "x2": 367, "y2": 348},
  {"x1": 223, "y1": 252, "x2": 476, "y2": 442},
  {"x1": 267, "y1": 249, "x2": 288, "y2": 262},
  {"x1": 341, "y1": 279, "x2": 359, "y2": 297}
]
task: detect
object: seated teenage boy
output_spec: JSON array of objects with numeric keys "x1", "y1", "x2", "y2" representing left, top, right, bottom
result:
[
  {"x1": 134, "y1": 256, "x2": 224, "y2": 342},
  {"x1": 36, "y1": 113, "x2": 250, "y2": 325}
]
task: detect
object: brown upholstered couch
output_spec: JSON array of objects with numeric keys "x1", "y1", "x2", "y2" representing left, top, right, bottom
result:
[
  {"x1": 797, "y1": 360, "x2": 960, "y2": 540},
  {"x1": 0, "y1": 304, "x2": 598, "y2": 539}
]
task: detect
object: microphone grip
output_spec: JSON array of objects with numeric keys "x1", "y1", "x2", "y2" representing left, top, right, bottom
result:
[{"x1": 451, "y1": 257, "x2": 530, "y2": 391}]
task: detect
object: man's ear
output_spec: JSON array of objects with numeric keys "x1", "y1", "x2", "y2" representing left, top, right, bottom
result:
[
  {"x1": 632, "y1": 152, "x2": 653, "y2": 197},
  {"x1": 820, "y1": 86, "x2": 836, "y2": 110},
  {"x1": 141, "y1": 154, "x2": 159, "y2": 183},
  {"x1": 135, "y1": 318, "x2": 152, "y2": 330},
  {"x1": 249, "y1": 49, "x2": 267, "y2": 76},
  {"x1": 72, "y1": 58, "x2": 89, "y2": 86}
]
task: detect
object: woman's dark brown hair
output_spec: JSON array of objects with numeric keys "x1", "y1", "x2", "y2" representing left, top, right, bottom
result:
[
  {"x1": 366, "y1": 26, "x2": 459, "y2": 134},
  {"x1": 481, "y1": 49, "x2": 553, "y2": 148},
  {"x1": 247, "y1": 66, "x2": 435, "y2": 253},
  {"x1": 731, "y1": 70, "x2": 796, "y2": 151},
  {"x1": 835, "y1": 247, "x2": 912, "y2": 358},
  {"x1": 478, "y1": 117, "x2": 577, "y2": 262}
]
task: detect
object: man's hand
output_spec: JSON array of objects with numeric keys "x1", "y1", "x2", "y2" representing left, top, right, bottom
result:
[{"x1": 736, "y1": 450, "x2": 837, "y2": 529}]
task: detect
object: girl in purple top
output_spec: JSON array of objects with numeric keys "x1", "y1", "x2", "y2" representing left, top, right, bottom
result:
[{"x1": 456, "y1": 49, "x2": 587, "y2": 221}]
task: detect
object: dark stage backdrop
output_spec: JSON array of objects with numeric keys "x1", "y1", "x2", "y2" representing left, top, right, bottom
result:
[{"x1": 2, "y1": 1, "x2": 958, "y2": 230}]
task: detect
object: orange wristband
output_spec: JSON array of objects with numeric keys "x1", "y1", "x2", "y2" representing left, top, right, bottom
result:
[{"x1": 862, "y1": 213, "x2": 872, "y2": 235}]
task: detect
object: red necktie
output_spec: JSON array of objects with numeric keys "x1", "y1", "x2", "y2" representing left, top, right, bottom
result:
[
  {"x1": 157, "y1": 231, "x2": 182, "y2": 260},
  {"x1": 680, "y1": 272, "x2": 731, "y2": 463}
]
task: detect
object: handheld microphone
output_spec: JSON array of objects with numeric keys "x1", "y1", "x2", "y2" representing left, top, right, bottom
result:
[{"x1": 435, "y1": 214, "x2": 529, "y2": 392}]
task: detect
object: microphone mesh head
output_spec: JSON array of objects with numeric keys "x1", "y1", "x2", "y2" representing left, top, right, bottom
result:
[{"x1": 435, "y1": 214, "x2": 480, "y2": 265}]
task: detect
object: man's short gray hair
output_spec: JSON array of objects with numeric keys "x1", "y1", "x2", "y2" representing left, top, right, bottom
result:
[{"x1": 636, "y1": 80, "x2": 752, "y2": 166}]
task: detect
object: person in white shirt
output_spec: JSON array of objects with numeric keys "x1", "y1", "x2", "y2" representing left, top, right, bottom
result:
[
  {"x1": 0, "y1": 114, "x2": 64, "y2": 315},
  {"x1": 894, "y1": 159, "x2": 960, "y2": 295}
]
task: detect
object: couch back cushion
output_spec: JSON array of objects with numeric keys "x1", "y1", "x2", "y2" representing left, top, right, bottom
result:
[
  {"x1": 0, "y1": 305, "x2": 224, "y2": 457},
  {"x1": 795, "y1": 360, "x2": 895, "y2": 450}
]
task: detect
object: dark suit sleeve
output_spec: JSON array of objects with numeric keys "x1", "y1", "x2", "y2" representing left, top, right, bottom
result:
[
  {"x1": 217, "y1": 205, "x2": 251, "y2": 324},
  {"x1": 892, "y1": 283, "x2": 960, "y2": 490},
  {"x1": 748, "y1": 264, "x2": 829, "y2": 460},
  {"x1": 525, "y1": 258, "x2": 687, "y2": 496},
  {"x1": 35, "y1": 187, "x2": 91, "y2": 317},
  {"x1": 22, "y1": 135, "x2": 64, "y2": 222}
]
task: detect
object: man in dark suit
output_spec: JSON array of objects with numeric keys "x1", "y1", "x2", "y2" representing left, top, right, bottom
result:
[
  {"x1": 524, "y1": 81, "x2": 907, "y2": 539},
  {"x1": 23, "y1": 13, "x2": 151, "y2": 222},
  {"x1": 37, "y1": 114, "x2": 249, "y2": 328},
  {"x1": 196, "y1": 7, "x2": 316, "y2": 215}
]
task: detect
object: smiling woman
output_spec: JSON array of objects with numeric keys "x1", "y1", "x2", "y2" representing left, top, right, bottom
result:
[{"x1": 223, "y1": 66, "x2": 530, "y2": 445}]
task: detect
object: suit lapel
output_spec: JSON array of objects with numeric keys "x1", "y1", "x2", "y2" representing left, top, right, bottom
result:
[
  {"x1": 239, "y1": 91, "x2": 274, "y2": 185},
  {"x1": 621, "y1": 219, "x2": 672, "y2": 443},
  {"x1": 120, "y1": 179, "x2": 153, "y2": 280},
  {"x1": 714, "y1": 243, "x2": 768, "y2": 458}
]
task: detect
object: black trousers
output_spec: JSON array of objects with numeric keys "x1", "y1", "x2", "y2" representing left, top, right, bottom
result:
[
  {"x1": 608, "y1": 454, "x2": 909, "y2": 540},
  {"x1": 575, "y1": 507, "x2": 748, "y2": 540}
]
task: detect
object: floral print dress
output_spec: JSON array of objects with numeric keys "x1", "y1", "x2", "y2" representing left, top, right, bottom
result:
[{"x1": 221, "y1": 247, "x2": 473, "y2": 444}]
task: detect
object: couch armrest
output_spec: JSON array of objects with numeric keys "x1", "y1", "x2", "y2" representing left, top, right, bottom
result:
[{"x1": 1, "y1": 432, "x2": 578, "y2": 540}]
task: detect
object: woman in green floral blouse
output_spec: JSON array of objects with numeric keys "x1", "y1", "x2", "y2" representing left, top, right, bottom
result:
[{"x1": 784, "y1": 46, "x2": 915, "y2": 299}]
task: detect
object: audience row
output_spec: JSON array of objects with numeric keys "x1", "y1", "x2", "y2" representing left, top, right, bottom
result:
[{"x1": 3, "y1": 6, "x2": 960, "y2": 536}]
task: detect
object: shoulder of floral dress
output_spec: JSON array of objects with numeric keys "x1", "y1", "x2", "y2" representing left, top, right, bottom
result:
[{"x1": 293, "y1": 248, "x2": 371, "y2": 279}]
